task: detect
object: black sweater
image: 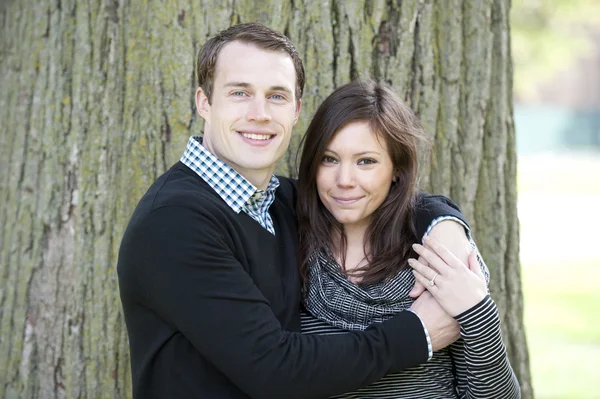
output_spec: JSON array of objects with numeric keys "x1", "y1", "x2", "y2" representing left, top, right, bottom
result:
[{"x1": 117, "y1": 162, "x2": 458, "y2": 399}]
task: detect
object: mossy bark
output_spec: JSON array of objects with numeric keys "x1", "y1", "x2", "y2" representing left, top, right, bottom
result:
[{"x1": 0, "y1": 0, "x2": 532, "y2": 397}]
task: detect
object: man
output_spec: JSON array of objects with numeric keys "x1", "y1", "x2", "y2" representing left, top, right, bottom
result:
[{"x1": 117, "y1": 23, "x2": 462, "y2": 399}]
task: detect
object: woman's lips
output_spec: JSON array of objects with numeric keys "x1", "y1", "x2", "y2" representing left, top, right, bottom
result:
[{"x1": 332, "y1": 196, "x2": 363, "y2": 205}]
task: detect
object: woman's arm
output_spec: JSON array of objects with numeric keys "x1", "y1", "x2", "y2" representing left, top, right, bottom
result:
[
  {"x1": 450, "y1": 296, "x2": 521, "y2": 399},
  {"x1": 410, "y1": 222, "x2": 521, "y2": 398}
]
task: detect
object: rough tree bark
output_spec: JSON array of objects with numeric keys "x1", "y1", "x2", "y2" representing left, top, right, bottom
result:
[{"x1": 0, "y1": 0, "x2": 532, "y2": 398}]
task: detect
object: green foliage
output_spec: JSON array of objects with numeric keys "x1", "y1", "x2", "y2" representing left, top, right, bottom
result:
[
  {"x1": 511, "y1": 0, "x2": 600, "y2": 100},
  {"x1": 523, "y1": 258, "x2": 600, "y2": 398},
  {"x1": 519, "y1": 154, "x2": 600, "y2": 398}
]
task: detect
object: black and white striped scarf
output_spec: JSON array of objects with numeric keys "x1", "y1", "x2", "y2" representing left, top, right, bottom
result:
[
  {"x1": 304, "y1": 250, "x2": 416, "y2": 330},
  {"x1": 304, "y1": 237, "x2": 488, "y2": 331}
]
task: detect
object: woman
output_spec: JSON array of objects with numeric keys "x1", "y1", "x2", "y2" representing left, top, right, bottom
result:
[{"x1": 297, "y1": 80, "x2": 520, "y2": 398}]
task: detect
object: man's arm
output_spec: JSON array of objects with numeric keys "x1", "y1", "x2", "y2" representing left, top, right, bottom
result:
[{"x1": 118, "y1": 204, "x2": 429, "y2": 399}]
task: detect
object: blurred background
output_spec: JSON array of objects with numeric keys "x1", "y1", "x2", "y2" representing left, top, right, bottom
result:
[{"x1": 511, "y1": 0, "x2": 600, "y2": 397}]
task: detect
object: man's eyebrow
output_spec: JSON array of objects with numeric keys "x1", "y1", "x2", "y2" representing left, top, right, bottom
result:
[
  {"x1": 223, "y1": 82, "x2": 251, "y2": 88},
  {"x1": 269, "y1": 85, "x2": 293, "y2": 95},
  {"x1": 222, "y1": 82, "x2": 293, "y2": 95}
]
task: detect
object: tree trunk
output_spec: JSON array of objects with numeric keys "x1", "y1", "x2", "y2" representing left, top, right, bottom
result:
[{"x1": 0, "y1": 0, "x2": 532, "y2": 398}]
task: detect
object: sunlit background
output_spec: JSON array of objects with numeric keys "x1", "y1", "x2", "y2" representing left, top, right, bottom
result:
[{"x1": 511, "y1": 1, "x2": 600, "y2": 398}]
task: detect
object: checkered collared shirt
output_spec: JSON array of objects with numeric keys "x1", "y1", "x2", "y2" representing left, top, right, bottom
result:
[{"x1": 180, "y1": 136, "x2": 280, "y2": 235}]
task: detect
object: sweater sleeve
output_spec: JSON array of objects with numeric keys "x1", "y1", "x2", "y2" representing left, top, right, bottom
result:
[
  {"x1": 415, "y1": 193, "x2": 491, "y2": 285},
  {"x1": 450, "y1": 296, "x2": 521, "y2": 398},
  {"x1": 118, "y1": 204, "x2": 429, "y2": 399},
  {"x1": 414, "y1": 193, "x2": 470, "y2": 240}
]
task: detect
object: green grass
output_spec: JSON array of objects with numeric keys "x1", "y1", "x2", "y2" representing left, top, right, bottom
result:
[
  {"x1": 523, "y1": 259, "x2": 600, "y2": 398},
  {"x1": 519, "y1": 153, "x2": 600, "y2": 399}
]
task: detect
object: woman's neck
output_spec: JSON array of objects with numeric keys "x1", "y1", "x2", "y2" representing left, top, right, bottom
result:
[
  {"x1": 333, "y1": 223, "x2": 369, "y2": 281},
  {"x1": 342, "y1": 224, "x2": 366, "y2": 249}
]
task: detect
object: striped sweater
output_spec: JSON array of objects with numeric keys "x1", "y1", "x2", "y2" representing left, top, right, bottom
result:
[{"x1": 301, "y1": 244, "x2": 520, "y2": 398}]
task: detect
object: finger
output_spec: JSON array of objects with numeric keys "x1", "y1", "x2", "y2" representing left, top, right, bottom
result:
[
  {"x1": 408, "y1": 279, "x2": 426, "y2": 298},
  {"x1": 423, "y1": 235, "x2": 467, "y2": 270},
  {"x1": 468, "y1": 250, "x2": 485, "y2": 279},
  {"x1": 408, "y1": 256, "x2": 437, "y2": 298},
  {"x1": 407, "y1": 258, "x2": 438, "y2": 281},
  {"x1": 411, "y1": 243, "x2": 452, "y2": 275},
  {"x1": 408, "y1": 256, "x2": 430, "y2": 298},
  {"x1": 418, "y1": 255, "x2": 438, "y2": 273},
  {"x1": 411, "y1": 269, "x2": 439, "y2": 293}
]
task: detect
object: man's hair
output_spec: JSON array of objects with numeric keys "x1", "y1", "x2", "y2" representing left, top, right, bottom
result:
[
  {"x1": 297, "y1": 79, "x2": 429, "y2": 285},
  {"x1": 196, "y1": 22, "x2": 305, "y2": 103}
]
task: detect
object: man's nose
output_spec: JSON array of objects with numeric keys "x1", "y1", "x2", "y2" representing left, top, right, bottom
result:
[{"x1": 246, "y1": 98, "x2": 272, "y2": 122}]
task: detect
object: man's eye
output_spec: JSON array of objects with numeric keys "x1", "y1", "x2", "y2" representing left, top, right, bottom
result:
[
  {"x1": 271, "y1": 94, "x2": 284, "y2": 100},
  {"x1": 232, "y1": 91, "x2": 247, "y2": 97}
]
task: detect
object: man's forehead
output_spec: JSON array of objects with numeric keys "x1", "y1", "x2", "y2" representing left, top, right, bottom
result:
[
  {"x1": 214, "y1": 41, "x2": 296, "y2": 87},
  {"x1": 218, "y1": 40, "x2": 289, "y2": 59}
]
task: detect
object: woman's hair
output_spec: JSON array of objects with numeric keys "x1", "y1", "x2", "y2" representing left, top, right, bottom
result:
[{"x1": 297, "y1": 80, "x2": 428, "y2": 285}]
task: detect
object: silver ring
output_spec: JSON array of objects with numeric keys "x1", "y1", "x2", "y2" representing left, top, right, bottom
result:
[{"x1": 428, "y1": 273, "x2": 439, "y2": 286}]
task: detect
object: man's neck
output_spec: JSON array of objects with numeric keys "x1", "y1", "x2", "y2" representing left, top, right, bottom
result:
[
  {"x1": 233, "y1": 166, "x2": 274, "y2": 190},
  {"x1": 200, "y1": 137, "x2": 274, "y2": 190}
]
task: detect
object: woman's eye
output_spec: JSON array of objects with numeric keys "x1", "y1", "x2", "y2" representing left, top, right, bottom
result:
[
  {"x1": 322, "y1": 156, "x2": 337, "y2": 164},
  {"x1": 358, "y1": 158, "x2": 377, "y2": 165}
]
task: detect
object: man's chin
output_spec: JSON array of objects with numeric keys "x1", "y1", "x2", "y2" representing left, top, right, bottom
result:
[{"x1": 232, "y1": 159, "x2": 278, "y2": 174}]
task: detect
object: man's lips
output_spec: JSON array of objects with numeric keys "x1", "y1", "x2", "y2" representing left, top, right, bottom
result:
[{"x1": 236, "y1": 130, "x2": 275, "y2": 141}]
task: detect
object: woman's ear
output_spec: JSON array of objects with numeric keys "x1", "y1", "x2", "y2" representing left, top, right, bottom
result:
[{"x1": 392, "y1": 168, "x2": 401, "y2": 183}]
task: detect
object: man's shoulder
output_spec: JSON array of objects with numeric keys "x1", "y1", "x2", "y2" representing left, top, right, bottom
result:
[
  {"x1": 274, "y1": 176, "x2": 297, "y2": 206},
  {"x1": 413, "y1": 192, "x2": 468, "y2": 239},
  {"x1": 137, "y1": 162, "x2": 228, "y2": 215},
  {"x1": 122, "y1": 162, "x2": 239, "y2": 249},
  {"x1": 415, "y1": 192, "x2": 461, "y2": 213}
]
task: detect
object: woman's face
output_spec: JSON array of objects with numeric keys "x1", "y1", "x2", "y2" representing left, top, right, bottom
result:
[{"x1": 316, "y1": 121, "x2": 395, "y2": 231}]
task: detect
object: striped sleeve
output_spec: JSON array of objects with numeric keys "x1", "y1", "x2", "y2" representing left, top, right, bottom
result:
[{"x1": 451, "y1": 295, "x2": 521, "y2": 398}]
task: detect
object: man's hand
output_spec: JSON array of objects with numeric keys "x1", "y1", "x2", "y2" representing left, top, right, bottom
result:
[{"x1": 409, "y1": 291, "x2": 460, "y2": 351}]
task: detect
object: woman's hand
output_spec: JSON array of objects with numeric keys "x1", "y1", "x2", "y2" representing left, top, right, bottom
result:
[
  {"x1": 408, "y1": 236, "x2": 487, "y2": 317},
  {"x1": 408, "y1": 255, "x2": 428, "y2": 298}
]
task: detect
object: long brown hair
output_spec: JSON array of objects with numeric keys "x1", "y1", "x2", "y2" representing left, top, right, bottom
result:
[{"x1": 297, "y1": 80, "x2": 428, "y2": 285}]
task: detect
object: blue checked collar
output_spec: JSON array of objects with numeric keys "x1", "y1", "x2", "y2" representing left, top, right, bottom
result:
[{"x1": 180, "y1": 136, "x2": 280, "y2": 215}]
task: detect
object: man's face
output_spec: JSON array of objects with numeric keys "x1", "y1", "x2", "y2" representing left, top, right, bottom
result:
[{"x1": 196, "y1": 41, "x2": 301, "y2": 186}]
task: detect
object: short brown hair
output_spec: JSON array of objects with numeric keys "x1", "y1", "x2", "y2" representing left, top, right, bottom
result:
[
  {"x1": 297, "y1": 80, "x2": 428, "y2": 285},
  {"x1": 196, "y1": 23, "x2": 305, "y2": 102}
]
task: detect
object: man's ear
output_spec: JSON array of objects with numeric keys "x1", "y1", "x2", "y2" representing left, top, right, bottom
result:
[
  {"x1": 195, "y1": 87, "x2": 210, "y2": 122},
  {"x1": 293, "y1": 99, "x2": 302, "y2": 125}
]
